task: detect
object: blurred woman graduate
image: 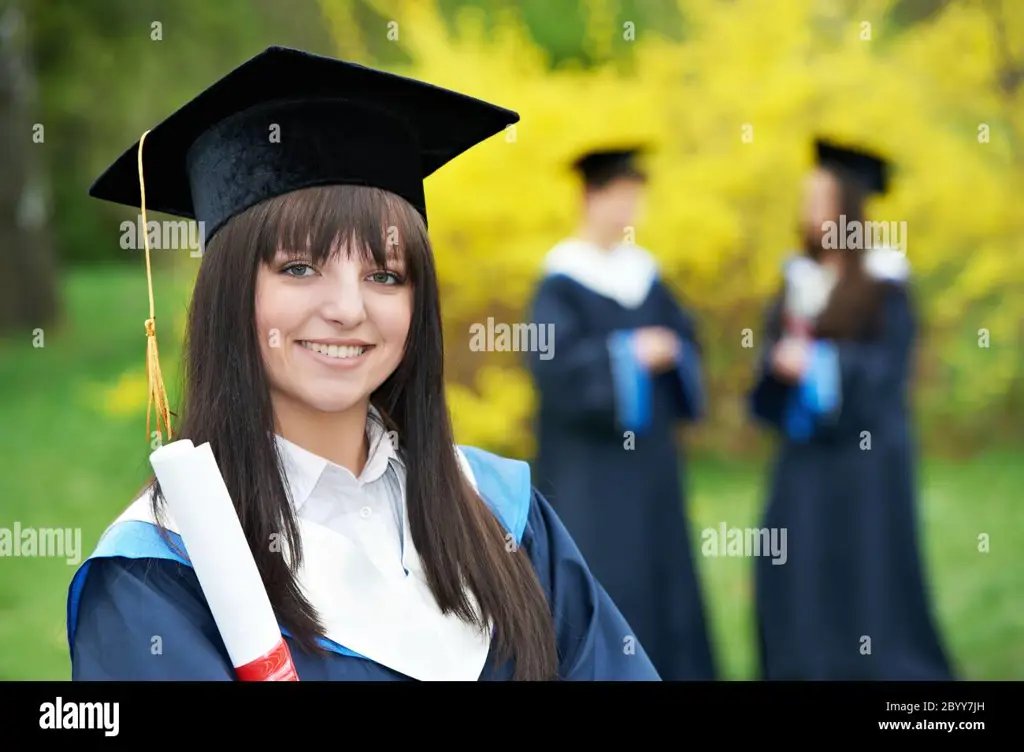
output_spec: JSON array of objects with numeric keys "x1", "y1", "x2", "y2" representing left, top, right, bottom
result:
[
  {"x1": 749, "y1": 138, "x2": 955, "y2": 680},
  {"x1": 65, "y1": 46, "x2": 661, "y2": 682},
  {"x1": 525, "y1": 147, "x2": 717, "y2": 681}
]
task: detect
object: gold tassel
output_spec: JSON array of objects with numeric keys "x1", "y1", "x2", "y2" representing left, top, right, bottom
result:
[{"x1": 137, "y1": 130, "x2": 173, "y2": 444}]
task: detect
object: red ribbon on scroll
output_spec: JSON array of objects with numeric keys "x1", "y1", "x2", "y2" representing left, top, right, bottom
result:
[{"x1": 235, "y1": 638, "x2": 300, "y2": 681}]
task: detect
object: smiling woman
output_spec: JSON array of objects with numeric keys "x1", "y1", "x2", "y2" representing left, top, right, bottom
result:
[{"x1": 64, "y1": 45, "x2": 660, "y2": 682}]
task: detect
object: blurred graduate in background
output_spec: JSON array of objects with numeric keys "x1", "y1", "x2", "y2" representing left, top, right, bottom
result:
[
  {"x1": 748, "y1": 138, "x2": 955, "y2": 680},
  {"x1": 525, "y1": 147, "x2": 717, "y2": 681}
]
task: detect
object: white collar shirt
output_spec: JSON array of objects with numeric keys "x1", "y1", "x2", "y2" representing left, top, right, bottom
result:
[{"x1": 273, "y1": 409, "x2": 413, "y2": 579}]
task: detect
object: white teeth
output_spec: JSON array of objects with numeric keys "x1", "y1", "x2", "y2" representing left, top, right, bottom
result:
[{"x1": 301, "y1": 341, "x2": 368, "y2": 359}]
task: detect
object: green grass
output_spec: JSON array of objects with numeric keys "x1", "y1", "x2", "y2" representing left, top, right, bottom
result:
[
  {"x1": 0, "y1": 268, "x2": 1020, "y2": 680},
  {"x1": 686, "y1": 451, "x2": 1024, "y2": 680}
]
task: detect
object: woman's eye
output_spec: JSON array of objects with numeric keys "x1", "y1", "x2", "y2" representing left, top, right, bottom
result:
[
  {"x1": 282, "y1": 263, "x2": 315, "y2": 278},
  {"x1": 368, "y1": 270, "x2": 403, "y2": 285}
]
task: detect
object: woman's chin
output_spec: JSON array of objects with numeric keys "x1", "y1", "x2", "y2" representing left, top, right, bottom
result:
[
  {"x1": 287, "y1": 388, "x2": 368, "y2": 415},
  {"x1": 316, "y1": 396, "x2": 367, "y2": 414}
]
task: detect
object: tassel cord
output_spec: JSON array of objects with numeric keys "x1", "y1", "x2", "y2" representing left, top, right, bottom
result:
[{"x1": 138, "y1": 130, "x2": 173, "y2": 444}]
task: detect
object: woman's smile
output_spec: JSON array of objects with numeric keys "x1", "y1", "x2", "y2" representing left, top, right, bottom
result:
[{"x1": 297, "y1": 339, "x2": 376, "y2": 368}]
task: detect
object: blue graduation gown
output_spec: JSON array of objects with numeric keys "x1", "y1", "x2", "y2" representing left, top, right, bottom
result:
[
  {"x1": 66, "y1": 446, "x2": 660, "y2": 681},
  {"x1": 526, "y1": 273, "x2": 717, "y2": 681},
  {"x1": 749, "y1": 284, "x2": 954, "y2": 680}
]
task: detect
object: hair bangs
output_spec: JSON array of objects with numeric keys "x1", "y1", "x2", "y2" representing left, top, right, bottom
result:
[{"x1": 253, "y1": 185, "x2": 427, "y2": 277}]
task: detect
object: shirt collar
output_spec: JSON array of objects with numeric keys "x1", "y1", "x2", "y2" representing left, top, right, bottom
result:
[
  {"x1": 274, "y1": 405, "x2": 402, "y2": 512},
  {"x1": 543, "y1": 237, "x2": 658, "y2": 309}
]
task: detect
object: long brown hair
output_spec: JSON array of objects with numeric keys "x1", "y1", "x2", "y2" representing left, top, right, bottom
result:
[
  {"x1": 770, "y1": 165, "x2": 886, "y2": 342},
  {"x1": 148, "y1": 184, "x2": 558, "y2": 680}
]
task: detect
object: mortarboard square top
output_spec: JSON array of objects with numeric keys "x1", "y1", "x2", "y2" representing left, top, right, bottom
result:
[
  {"x1": 572, "y1": 146, "x2": 647, "y2": 189},
  {"x1": 88, "y1": 45, "x2": 520, "y2": 239},
  {"x1": 815, "y1": 138, "x2": 890, "y2": 195}
]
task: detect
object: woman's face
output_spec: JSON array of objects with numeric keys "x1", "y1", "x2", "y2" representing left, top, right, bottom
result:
[
  {"x1": 802, "y1": 167, "x2": 846, "y2": 272},
  {"x1": 801, "y1": 167, "x2": 840, "y2": 242},
  {"x1": 586, "y1": 177, "x2": 646, "y2": 238},
  {"x1": 255, "y1": 242, "x2": 413, "y2": 416}
]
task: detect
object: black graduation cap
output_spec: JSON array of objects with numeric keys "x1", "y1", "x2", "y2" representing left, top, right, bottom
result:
[
  {"x1": 88, "y1": 45, "x2": 520, "y2": 239},
  {"x1": 815, "y1": 138, "x2": 890, "y2": 195},
  {"x1": 571, "y1": 147, "x2": 647, "y2": 189}
]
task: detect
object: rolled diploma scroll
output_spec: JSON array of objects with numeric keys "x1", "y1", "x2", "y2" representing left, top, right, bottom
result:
[{"x1": 149, "y1": 440, "x2": 299, "y2": 681}]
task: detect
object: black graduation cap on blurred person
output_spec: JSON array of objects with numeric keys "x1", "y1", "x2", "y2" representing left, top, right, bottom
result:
[
  {"x1": 88, "y1": 45, "x2": 520, "y2": 240},
  {"x1": 814, "y1": 138, "x2": 891, "y2": 195},
  {"x1": 571, "y1": 147, "x2": 648, "y2": 189}
]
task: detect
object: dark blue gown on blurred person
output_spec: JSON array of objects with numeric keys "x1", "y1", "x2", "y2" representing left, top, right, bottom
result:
[
  {"x1": 749, "y1": 249, "x2": 954, "y2": 680},
  {"x1": 526, "y1": 238, "x2": 717, "y2": 681}
]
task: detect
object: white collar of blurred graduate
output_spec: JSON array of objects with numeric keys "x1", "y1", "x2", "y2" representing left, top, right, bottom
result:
[
  {"x1": 544, "y1": 238, "x2": 659, "y2": 309},
  {"x1": 863, "y1": 245, "x2": 911, "y2": 282},
  {"x1": 785, "y1": 245, "x2": 911, "y2": 284},
  {"x1": 112, "y1": 406, "x2": 494, "y2": 682}
]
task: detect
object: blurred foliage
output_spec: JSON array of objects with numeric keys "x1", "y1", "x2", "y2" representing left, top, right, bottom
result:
[
  {"x1": 25, "y1": 0, "x2": 335, "y2": 266},
  {"x1": 323, "y1": 0, "x2": 686, "y2": 69},
  {"x1": 311, "y1": 0, "x2": 1024, "y2": 459}
]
